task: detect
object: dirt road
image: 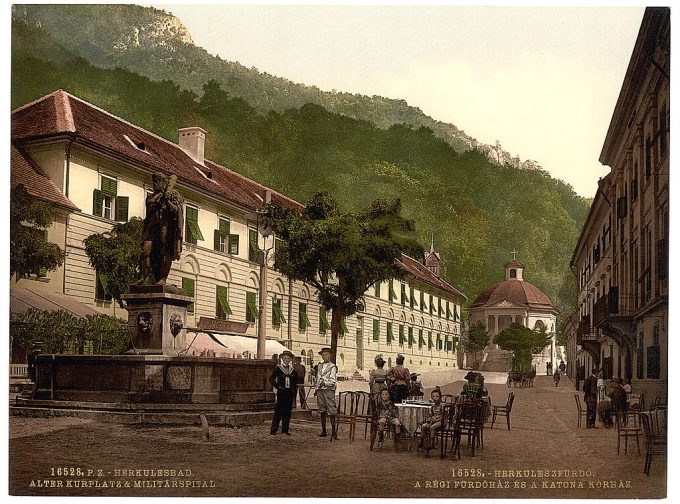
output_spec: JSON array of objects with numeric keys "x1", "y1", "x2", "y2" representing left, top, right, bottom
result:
[{"x1": 9, "y1": 375, "x2": 666, "y2": 497}]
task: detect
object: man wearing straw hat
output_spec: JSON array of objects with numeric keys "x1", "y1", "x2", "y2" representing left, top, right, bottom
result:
[{"x1": 315, "y1": 347, "x2": 338, "y2": 440}]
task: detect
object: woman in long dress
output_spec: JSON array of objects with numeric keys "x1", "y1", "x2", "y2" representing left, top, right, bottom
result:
[{"x1": 369, "y1": 355, "x2": 388, "y2": 412}]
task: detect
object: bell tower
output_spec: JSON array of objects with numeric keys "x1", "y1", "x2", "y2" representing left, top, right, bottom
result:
[{"x1": 424, "y1": 234, "x2": 441, "y2": 277}]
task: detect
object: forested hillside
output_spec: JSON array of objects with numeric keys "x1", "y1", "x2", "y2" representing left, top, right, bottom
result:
[
  {"x1": 11, "y1": 18, "x2": 589, "y2": 326},
  {"x1": 12, "y1": 3, "x2": 541, "y2": 168}
]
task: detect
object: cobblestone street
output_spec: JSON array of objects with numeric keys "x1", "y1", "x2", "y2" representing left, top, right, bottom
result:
[{"x1": 9, "y1": 375, "x2": 666, "y2": 498}]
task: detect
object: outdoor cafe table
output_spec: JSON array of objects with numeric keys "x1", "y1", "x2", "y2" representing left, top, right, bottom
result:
[{"x1": 396, "y1": 402, "x2": 432, "y2": 436}]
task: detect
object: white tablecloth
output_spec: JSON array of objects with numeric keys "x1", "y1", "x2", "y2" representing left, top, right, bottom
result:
[{"x1": 396, "y1": 403, "x2": 432, "y2": 434}]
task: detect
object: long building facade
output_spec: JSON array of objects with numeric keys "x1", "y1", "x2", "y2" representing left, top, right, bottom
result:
[
  {"x1": 568, "y1": 7, "x2": 669, "y2": 402},
  {"x1": 11, "y1": 90, "x2": 466, "y2": 375}
]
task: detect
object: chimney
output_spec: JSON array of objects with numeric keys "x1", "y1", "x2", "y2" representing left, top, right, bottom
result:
[{"x1": 178, "y1": 127, "x2": 207, "y2": 165}]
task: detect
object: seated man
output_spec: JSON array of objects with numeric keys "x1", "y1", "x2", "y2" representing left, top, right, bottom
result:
[
  {"x1": 418, "y1": 388, "x2": 444, "y2": 450},
  {"x1": 461, "y1": 371, "x2": 482, "y2": 399}
]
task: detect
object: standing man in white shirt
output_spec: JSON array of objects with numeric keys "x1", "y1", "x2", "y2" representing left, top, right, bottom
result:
[{"x1": 315, "y1": 347, "x2": 338, "y2": 440}]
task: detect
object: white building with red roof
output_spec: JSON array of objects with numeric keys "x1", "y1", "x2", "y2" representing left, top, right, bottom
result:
[
  {"x1": 11, "y1": 89, "x2": 467, "y2": 374},
  {"x1": 469, "y1": 258, "x2": 558, "y2": 372}
]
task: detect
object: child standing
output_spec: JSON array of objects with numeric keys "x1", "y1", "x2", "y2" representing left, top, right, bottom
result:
[{"x1": 269, "y1": 350, "x2": 298, "y2": 435}]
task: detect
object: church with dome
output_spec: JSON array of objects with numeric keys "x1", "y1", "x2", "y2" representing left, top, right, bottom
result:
[{"x1": 469, "y1": 256, "x2": 558, "y2": 372}]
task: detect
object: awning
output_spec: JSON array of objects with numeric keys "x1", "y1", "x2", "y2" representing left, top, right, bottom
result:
[
  {"x1": 184, "y1": 330, "x2": 288, "y2": 359},
  {"x1": 10, "y1": 287, "x2": 99, "y2": 318}
]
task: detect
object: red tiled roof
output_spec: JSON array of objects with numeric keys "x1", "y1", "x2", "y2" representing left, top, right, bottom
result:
[
  {"x1": 11, "y1": 90, "x2": 466, "y2": 300},
  {"x1": 11, "y1": 144, "x2": 78, "y2": 211},
  {"x1": 470, "y1": 279, "x2": 557, "y2": 314},
  {"x1": 11, "y1": 90, "x2": 302, "y2": 213},
  {"x1": 397, "y1": 254, "x2": 467, "y2": 301}
]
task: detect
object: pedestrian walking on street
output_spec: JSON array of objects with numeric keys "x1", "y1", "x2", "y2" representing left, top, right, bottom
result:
[
  {"x1": 293, "y1": 356, "x2": 307, "y2": 409},
  {"x1": 583, "y1": 368, "x2": 598, "y2": 428},
  {"x1": 315, "y1": 347, "x2": 338, "y2": 440},
  {"x1": 559, "y1": 361, "x2": 566, "y2": 376},
  {"x1": 269, "y1": 350, "x2": 298, "y2": 435},
  {"x1": 553, "y1": 370, "x2": 561, "y2": 387}
]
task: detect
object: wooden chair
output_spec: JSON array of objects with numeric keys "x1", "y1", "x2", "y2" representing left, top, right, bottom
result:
[
  {"x1": 574, "y1": 394, "x2": 587, "y2": 428},
  {"x1": 628, "y1": 393, "x2": 644, "y2": 411},
  {"x1": 436, "y1": 403, "x2": 459, "y2": 459},
  {"x1": 640, "y1": 409, "x2": 666, "y2": 475},
  {"x1": 615, "y1": 410, "x2": 642, "y2": 455},
  {"x1": 441, "y1": 394, "x2": 456, "y2": 404},
  {"x1": 491, "y1": 392, "x2": 515, "y2": 430},
  {"x1": 336, "y1": 391, "x2": 356, "y2": 442},
  {"x1": 353, "y1": 391, "x2": 373, "y2": 440},
  {"x1": 452, "y1": 399, "x2": 485, "y2": 458}
]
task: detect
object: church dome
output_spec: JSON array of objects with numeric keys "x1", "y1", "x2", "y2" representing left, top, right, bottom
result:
[
  {"x1": 470, "y1": 279, "x2": 557, "y2": 314},
  {"x1": 470, "y1": 257, "x2": 557, "y2": 314}
]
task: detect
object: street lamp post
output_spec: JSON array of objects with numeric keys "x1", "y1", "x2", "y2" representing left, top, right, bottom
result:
[{"x1": 257, "y1": 224, "x2": 273, "y2": 360}]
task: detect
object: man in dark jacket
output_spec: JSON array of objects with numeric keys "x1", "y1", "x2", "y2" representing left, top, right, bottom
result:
[
  {"x1": 269, "y1": 350, "x2": 298, "y2": 435},
  {"x1": 608, "y1": 378, "x2": 628, "y2": 417},
  {"x1": 583, "y1": 368, "x2": 599, "y2": 428}
]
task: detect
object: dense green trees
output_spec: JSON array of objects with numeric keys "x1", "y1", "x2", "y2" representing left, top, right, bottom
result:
[
  {"x1": 12, "y1": 20, "x2": 588, "y2": 327},
  {"x1": 10, "y1": 308, "x2": 128, "y2": 355},
  {"x1": 265, "y1": 193, "x2": 421, "y2": 362},
  {"x1": 83, "y1": 217, "x2": 144, "y2": 308},
  {"x1": 494, "y1": 323, "x2": 552, "y2": 371},
  {"x1": 10, "y1": 185, "x2": 66, "y2": 281}
]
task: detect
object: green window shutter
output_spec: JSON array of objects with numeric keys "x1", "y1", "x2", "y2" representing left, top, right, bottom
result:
[
  {"x1": 389, "y1": 280, "x2": 396, "y2": 302},
  {"x1": 387, "y1": 322, "x2": 393, "y2": 343},
  {"x1": 219, "y1": 218, "x2": 230, "y2": 235},
  {"x1": 408, "y1": 326, "x2": 414, "y2": 346},
  {"x1": 246, "y1": 292, "x2": 259, "y2": 321},
  {"x1": 445, "y1": 335, "x2": 450, "y2": 353},
  {"x1": 421, "y1": 293, "x2": 428, "y2": 312},
  {"x1": 373, "y1": 319, "x2": 380, "y2": 341},
  {"x1": 340, "y1": 316, "x2": 348, "y2": 335},
  {"x1": 429, "y1": 295, "x2": 434, "y2": 315},
  {"x1": 437, "y1": 334, "x2": 442, "y2": 351},
  {"x1": 400, "y1": 284, "x2": 407, "y2": 305},
  {"x1": 399, "y1": 324, "x2": 405, "y2": 345},
  {"x1": 182, "y1": 277, "x2": 195, "y2": 313},
  {"x1": 99, "y1": 273, "x2": 109, "y2": 293},
  {"x1": 92, "y1": 189, "x2": 103, "y2": 216},
  {"x1": 216, "y1": 285, "x2": 232, "y2": 317},
  {"x1": 455, "y1": 305, "x2": 459, "y2": 322},
  {"x1": 446, "y1": 302, "x2": 452, "y2": 320},
  {"x1": 272, "y1": 299, "x2": 286, "y2": 326},
  {"x1": 187, "y1": 220, "x2": 204, "y2": 242},
  {"x1": 249, "y1": 229, "x2": 260, "y2": 262},
  {"x1": 418, "y1": 329, "x2": 425, "y2": 348},
  {"x1": 410, "y1": 287, "x2": 417, "y2": 309},
  {"x1": 228, "y1": 234, "x2": 239, "y2": 255},
  {"x1": 428, "y1": 332, "x2": 433, "y2": 349},
  {"x1": 100, "y1": 176, "x2": 117, "y2": 196},
  {"x1": 214, "y1": 229, "x2": 222, "y2": 251},
  {"x1": 115, "y1": 196, "x2": 129, "y2": 222},
  {"x1": 185, "y1": 206, "x2": 204, "y2": 241},
  {"x1": 299, "y1": 303, "x2": 310, "y2": 330},
  {"x1": 374, "y1": 282, "x2": 381, "y2": 298},
  {"x1": 319, "y1": 307, "x2": 330, "y2": 332}
]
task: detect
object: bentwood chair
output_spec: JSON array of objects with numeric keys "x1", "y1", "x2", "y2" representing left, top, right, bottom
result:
[
  {"x1": 574, "y1": 394, "x2": 587, "y2": 428},
  {"x1": 491, "y1": 392, "x2": 515, "y2": 430},
  {"x1": 640, "y1": 408, "x2": 666, "y2": 475},
  {"x1": 336, "y1": 391, "x2": 356, "y2": 442},
  {"x1": 615, "y1": 410, "x2": 642, "y2": 456},
  {"x1": 353, "y1": 391, "x2": 373, "y2": 440}
]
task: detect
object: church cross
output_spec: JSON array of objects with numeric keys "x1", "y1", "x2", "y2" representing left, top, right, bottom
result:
[{"x1": 511, "y1": 250, "x2": 518, "y2": 261}]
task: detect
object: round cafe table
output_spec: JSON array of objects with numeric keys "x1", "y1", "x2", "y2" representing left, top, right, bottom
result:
[{"x1": 395, "y1": 402, "x2": 432, "y2": 437}]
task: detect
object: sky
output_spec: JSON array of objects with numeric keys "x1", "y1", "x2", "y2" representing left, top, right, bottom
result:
[{"x1": 153, "y1": 4, "x2": 645, "y2": 198}]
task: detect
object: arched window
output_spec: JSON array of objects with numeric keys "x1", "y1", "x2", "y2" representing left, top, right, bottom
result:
[{"x1": 510, "y1": 269, "x2": 517, "y2": 278}]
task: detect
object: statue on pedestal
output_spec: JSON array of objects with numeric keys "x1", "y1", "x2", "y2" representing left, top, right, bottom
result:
[{"x1": 136, "y1": 172, "x2": 184, "y2": 285}]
